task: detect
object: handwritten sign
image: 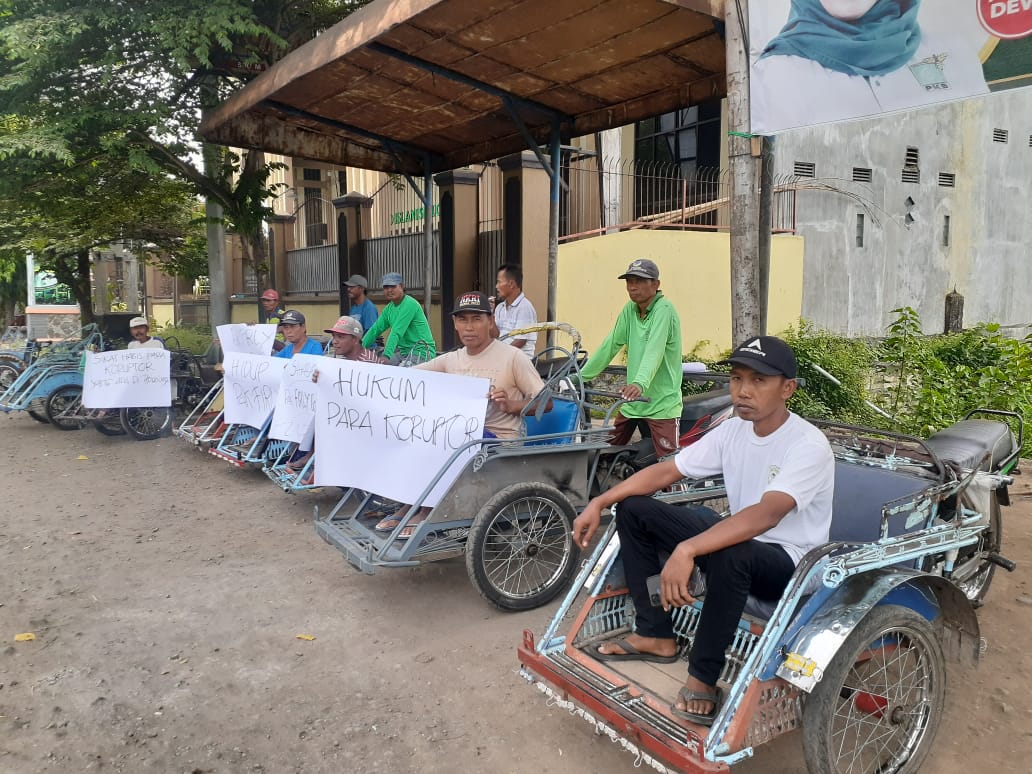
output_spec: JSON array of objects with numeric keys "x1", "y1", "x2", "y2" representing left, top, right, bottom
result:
[
  {"x1": 82, "y1": 350, "x2": 172, "y2": 408},
  {"x1": 313, "y1": 360, "x2": 489, "y2": 506},
  {"x1": 217, "y1": 323, "x2": 277, "y2": 356},
  {"x1": 269, "y1": 353, "x2": 321, "y2": 449},
  {"x1": 222, "y1": 352, "x2": 287, "y2": 428}
]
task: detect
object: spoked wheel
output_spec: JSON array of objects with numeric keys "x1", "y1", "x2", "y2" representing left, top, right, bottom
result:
[
  {"x1": 465, "y1": 482, "x2": 580, "y2": 611},
  {"x1": 120, "y1": 406, "x2": 172, "y2": 440},
  {"x1": 45, "y1": 384, "x2": 87, "y2": 430},
  {"x1": 27, "y1": 398, "x2": 50, "y2": 423},
  {"x1": 92, "y1": 410, "x2": 127, "y2": 436},
  {"x1": 0, "y1": 361, "x2": 21, "y2": 392},
  {"x1": 802, "y1": 605, "x2": 946, "y2": 774},
  {"x1": 950, "y1": 492, "x2": 1002, "y2": 606}
]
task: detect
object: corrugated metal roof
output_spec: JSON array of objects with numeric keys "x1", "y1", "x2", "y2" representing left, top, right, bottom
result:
[{"x1": 201, "y1": 0, "x2": 726, "y2": 173}]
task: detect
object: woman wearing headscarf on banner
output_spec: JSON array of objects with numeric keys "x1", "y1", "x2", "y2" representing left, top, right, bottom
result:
[{"x1": 750, "y1": 0, "x2": 989, "y2": 134}]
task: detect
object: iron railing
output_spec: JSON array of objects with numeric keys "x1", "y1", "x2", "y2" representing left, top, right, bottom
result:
[
  {"x1": 288, "y1": 244, "x2": 339, "y2": 294},
  {"x1": 363, "y1": 231, "x2": 441, "y2": 292}
]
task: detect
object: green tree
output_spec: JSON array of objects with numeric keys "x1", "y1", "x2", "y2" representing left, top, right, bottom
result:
[{"x1": 0, "y1": 0, "x2": 368, "y2": 321}]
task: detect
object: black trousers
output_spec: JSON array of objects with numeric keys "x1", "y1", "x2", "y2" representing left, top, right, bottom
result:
[{"x1": 616, "y1": 495, "x2": 795, "y2": 687}]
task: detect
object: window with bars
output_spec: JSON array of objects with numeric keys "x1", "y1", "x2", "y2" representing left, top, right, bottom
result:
[
  {"x1": 993, "y1": 128, "x2": 1008, "y2": 143},
  {"x1": 938, "y1": 172, "x2": 956, "y2": 188},
  {"x1": 302, "y1": 168, "x2": 322, "y2": 181},
  {"x1": 793, "y1": 161, "x2": 816, "y2": 178},
  {"x1": 902, "y1": 146, "x2": 920, "y2": 184},
  {"x1": 943, "y1": 214, "x2": 951, "y2": 247},
  {"x1": 852, "y1": 167, "x2": 872, "y2": 183},
  {"x1": 856, "y1": 213, "x2": 865, "y2": 248}
]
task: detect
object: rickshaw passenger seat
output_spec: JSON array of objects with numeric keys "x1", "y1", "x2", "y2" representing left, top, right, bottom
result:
[
  {"x1": 828, "y1": 461, "x2": 934, "y2": 543},
  {"x1": 524, "y1": 398, "x2": 581, "y2": 446}
]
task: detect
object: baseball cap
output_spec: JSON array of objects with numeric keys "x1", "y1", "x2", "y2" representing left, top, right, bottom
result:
[
  {"x1": 618, "y1": 259, "x2": 660, "y2": 280},
  {"x1": 718, "y1": 336, "x2": 797, "y2": 378},
  {"x1": 279, "y1": 310, "x2": 305, "y2": 326},
  {"x1": 451, "y1": 291, "x2": 492, "y2": 315},
  {"x1": 129, "y1": 316, "x2": 149, "y2": 328},
  {"x1": 325, "y1": 316, "x2": 363, "y2": 337},
  {"x1": 343, "y1": 274, "x2": 368, "y2": 289},
  {"x1": 381, "y1": 272, "x2": 403, "y2": 287},
  {"x1": 261, "y1": 289, "x2": 280, "y2": 301}
]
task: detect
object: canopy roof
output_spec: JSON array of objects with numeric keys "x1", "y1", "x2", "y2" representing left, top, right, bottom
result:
[{"x1": 200, "y1": 0, "x2": 726, "y2": 174}]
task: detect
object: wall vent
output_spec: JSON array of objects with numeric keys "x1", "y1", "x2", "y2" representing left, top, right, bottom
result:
[
  {"x1": 938, "y1": 172, "x2": 956, "y2": 188},
  {"x1": 793, "y1": 161, "x2": 816, "y2": 178},
  {"x1": 904, "y1": 147, "x2": 920, "y2": 166},
  {"x1": 993, "y1": 128, "x2": 1008, "y2": 143},
  {"x1": 902, "y1": 147, "x2": 920, "y2": 184},
  {"x1": 856, "y1": 213, "x2": 865, "y2": 248},
  {"x1": 901, "y1": 168, "x2": 921, "y2": 184},
  {"x1": 852, "y1": 167, "x2": 873, "y2": 183},
  {"x1": 1028, "y1": 134, "x2": 1032, "y2": 148}
]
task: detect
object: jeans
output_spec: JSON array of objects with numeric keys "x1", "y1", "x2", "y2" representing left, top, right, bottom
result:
[{"x1": 616, "y1": 495, "x2": 795, "y2": 687}]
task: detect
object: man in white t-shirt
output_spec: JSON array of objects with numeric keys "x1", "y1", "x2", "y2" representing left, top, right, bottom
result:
[
  {"x1": 127, "y1": 317, "x2": 165, "y2": 350},
  {"x1": 489, "y1": 264, "x2": 537, "y2": 357},
  {"x1": 570, "y1": 335, "x2": 834, "y2": 727}
]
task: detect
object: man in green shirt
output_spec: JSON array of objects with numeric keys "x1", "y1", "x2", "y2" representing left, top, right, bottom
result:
[
  {"x1": 360, "y1": 273, "x2": 437, "y2": 364},
  {"x1": 579, "y1": 258, "x2": 683, "y2": 457}
]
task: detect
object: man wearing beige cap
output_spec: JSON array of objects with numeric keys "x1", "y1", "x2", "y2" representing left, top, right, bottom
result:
[
  {"x1": 579, "y1": 258, "x2": 683, "y2": 458},
  {"x1": 127, "y1": 317, "x2": 165, "y2": 350}
]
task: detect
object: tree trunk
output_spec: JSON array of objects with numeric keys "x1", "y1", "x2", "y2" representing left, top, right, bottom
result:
[{"x1": 51, "y1": 251, "x2": 96, "y2": 324}]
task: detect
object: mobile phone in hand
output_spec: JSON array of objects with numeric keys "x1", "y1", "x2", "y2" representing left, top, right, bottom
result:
[{"x1": 646, "y1": 573, "x2": 663, "y2": 607}]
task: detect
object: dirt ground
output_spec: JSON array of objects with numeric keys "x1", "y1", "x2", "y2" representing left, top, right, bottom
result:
[{"x1": 1, "y1": 413, "x2": 1031, "y2": 774}]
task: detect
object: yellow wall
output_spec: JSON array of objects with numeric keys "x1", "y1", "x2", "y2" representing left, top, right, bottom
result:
[
  {"x1": 149, "y1": 303, "x2": 175, "y2": 328},
  {"x1": 556, "y1": 231, "x2": 804, "y2": 357}
]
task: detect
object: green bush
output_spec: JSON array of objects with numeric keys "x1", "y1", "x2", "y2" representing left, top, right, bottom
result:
[{"x1": 155, "y1": 323, "x2": 213, "y2": 355}]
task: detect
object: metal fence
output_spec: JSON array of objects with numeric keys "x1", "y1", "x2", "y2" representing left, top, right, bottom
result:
[
  {"x1": 364, "y1": 231, "x2": 441, "y2": 292},
  {"x1": 560, "y1": 157, "x2": 798, "y2": 242},
  {"x1": 288, "y1": 244, "x2": 339, "y2": 294}
]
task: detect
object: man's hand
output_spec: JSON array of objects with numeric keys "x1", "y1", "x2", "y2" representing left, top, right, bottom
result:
[
  {"x1": 570, "y1": 501, "x2": 603, "y2": 549},
  {"x1": 660, "y1": 543, "x2": 697, "y2": 610},
  {"x1": 489, "y1": 388, "x2": 519, "y2": 415},
  {"x1": 311, "y1": 369, "x2": 320, "y2": 384},
  {"x1": 621, "y1": 383, "x2": 643, "y2": 401}
]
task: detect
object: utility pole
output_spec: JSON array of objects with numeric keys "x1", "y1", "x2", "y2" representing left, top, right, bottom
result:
[
  {"x1": 725, "y1": 0, "x2": 763, "y2": 345},
  {"x1": 757, "y1": 135, "x2": 774, "y2": 335}
]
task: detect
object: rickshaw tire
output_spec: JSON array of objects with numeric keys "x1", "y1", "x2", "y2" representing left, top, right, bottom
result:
[
  {"x1": 466, "y1": 482, "x2": 580, "y2": 612},
  {"x1": 120, "y1": 407, "x2": 172, "y2": 441},
  {"x1": 93, "y1": 413, "x2": 127, "y2": 436},
  {"x1": 802, "y1": 604, "x2": 946, "y2": 774},
  {"x1": 0, "y1": 361, "x2": 22, "y2": 391},
  {"x1": 45, "y1": 384, "x2": 87, "y2": 430},
  {"x1": 27, "y1": 399, "x2": 50, "y2": 423}
]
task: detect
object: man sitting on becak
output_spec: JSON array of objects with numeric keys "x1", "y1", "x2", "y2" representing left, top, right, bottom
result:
[
  {"x1": 374, "y1": 291, "x2": 549, "y2": 539},
  {"x1": 570, "y1": 336, "x2": 834, "y2": 727},
  {"x1": 127, "y1": 317, "x2": 165, "y2": 349}
]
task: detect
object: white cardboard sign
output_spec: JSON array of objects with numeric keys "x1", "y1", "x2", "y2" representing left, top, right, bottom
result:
[
  {"x1": 217, "y1": 323, "x2": 278, "y2": 356},
  {"x1": 269, "y1": 353, "x2": 322, "y2": 448},
  {"x1": 222, "y1": 352, "x2": 287, "y2": 428},
  {"x1": 313, "y1": 360, "x2": 489, "y2": 506},
  {"x1": 82, "y1": 349, "x2": 172, "y2": 408}
]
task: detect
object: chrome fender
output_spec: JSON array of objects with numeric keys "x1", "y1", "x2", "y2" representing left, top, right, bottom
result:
[{"x1": 776, "y1": 567, "x2": 980, "y2": 693}]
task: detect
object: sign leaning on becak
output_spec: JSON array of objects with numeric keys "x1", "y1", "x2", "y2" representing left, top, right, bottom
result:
[
  {"x1": 749, "y1": 0, "x2": 1032, "y2": 135},
  {"x1": 312, "y1": 359, "x2": 489, "y2": 507},
  {"x1": 82, "y1": 349, "x2": 172, "y2": 408},
  {"x1": 216, "y1": 323, "x2": 277, "y2": 356},
  {"x1": 221, "y1": 352, "x2": 287, "y2": 428},
  {"x1": 268, "y1": 353, "x2": 321, "y2": 448}
]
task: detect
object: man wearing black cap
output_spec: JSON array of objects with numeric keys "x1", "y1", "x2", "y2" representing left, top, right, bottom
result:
[
  {"x1": 570, "y1": 335, "x2": 834, "y2": 727},
  {"x1": 578, "y1": 258, "x2": 683, "y2": 457},
  {"x1": 273, "y1": 311, "x2": 325, "y2": 359},
  {"x1": 374, "y1": 291, "x2": 548, "y2": 538}
]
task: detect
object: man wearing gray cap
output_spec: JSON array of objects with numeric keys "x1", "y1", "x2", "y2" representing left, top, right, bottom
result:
[
  {"x1": 578, "y1": 258, "x2": 683, "y2": 458},
  {"x1": 343, "y1": 274, "x2": 379, "y2": 334},
  {"x1": 361, "y1": 273, "x2": 436, "y2": 364}
]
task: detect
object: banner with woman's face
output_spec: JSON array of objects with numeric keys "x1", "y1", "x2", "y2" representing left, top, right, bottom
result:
[{"x1": 750, "y1": 0, "x2": 1032, "y2": 134}]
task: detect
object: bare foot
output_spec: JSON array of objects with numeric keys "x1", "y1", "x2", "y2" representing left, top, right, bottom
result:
[
  {"x1": 673, "y1": 674, "x2": 718, "y2": 717},
  {"x1": 595, "y1": 632, "x2": 677, "y2": 660}
]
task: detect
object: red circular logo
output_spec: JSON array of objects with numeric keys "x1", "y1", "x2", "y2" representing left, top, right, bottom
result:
[{"x1": 978, "y1": 0, "x2": 1032, "y2": 39}]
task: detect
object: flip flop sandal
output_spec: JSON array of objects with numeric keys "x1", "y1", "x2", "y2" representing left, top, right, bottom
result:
[
  {"x1": 375, "y1": 516, "x2": 403, "y2": 532},
  {"x1": 670, "y1": 686, "x2": 723, "y2": 727},
  {"x1": 590, "y1": 637, "x2": 679, "y2": 664}
]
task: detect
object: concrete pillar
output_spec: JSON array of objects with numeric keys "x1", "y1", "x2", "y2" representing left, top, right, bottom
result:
[
  {"x1": 333, "y1": 193, "x2": 373, "y2": 315},
  {"x1": 434, "y1": 168, "x2": 481, "y2": 350},
  {"x1": 498, "y1": 151, "x2": 550, "y2": 325},
  {"x1": 267, "y1": 214, "x2": 296, "y2": 296}
]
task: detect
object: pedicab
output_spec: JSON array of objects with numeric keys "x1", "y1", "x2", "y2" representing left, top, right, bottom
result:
[
  {"x1": 314, "y1": 322, "x2": 665, "y2": 611},
  {"x1": 0, "y1": 324, "x2": 103, "y2": 423},
  {"x1": 44, "y1": 338, "x2": 219, "y2": 440},
  {"x1": 0, "y1": 326, "x2": 38, "y2": 389},
  {"x1": 517, "y1": 409, "x2": 1021, "y2": 772}
]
